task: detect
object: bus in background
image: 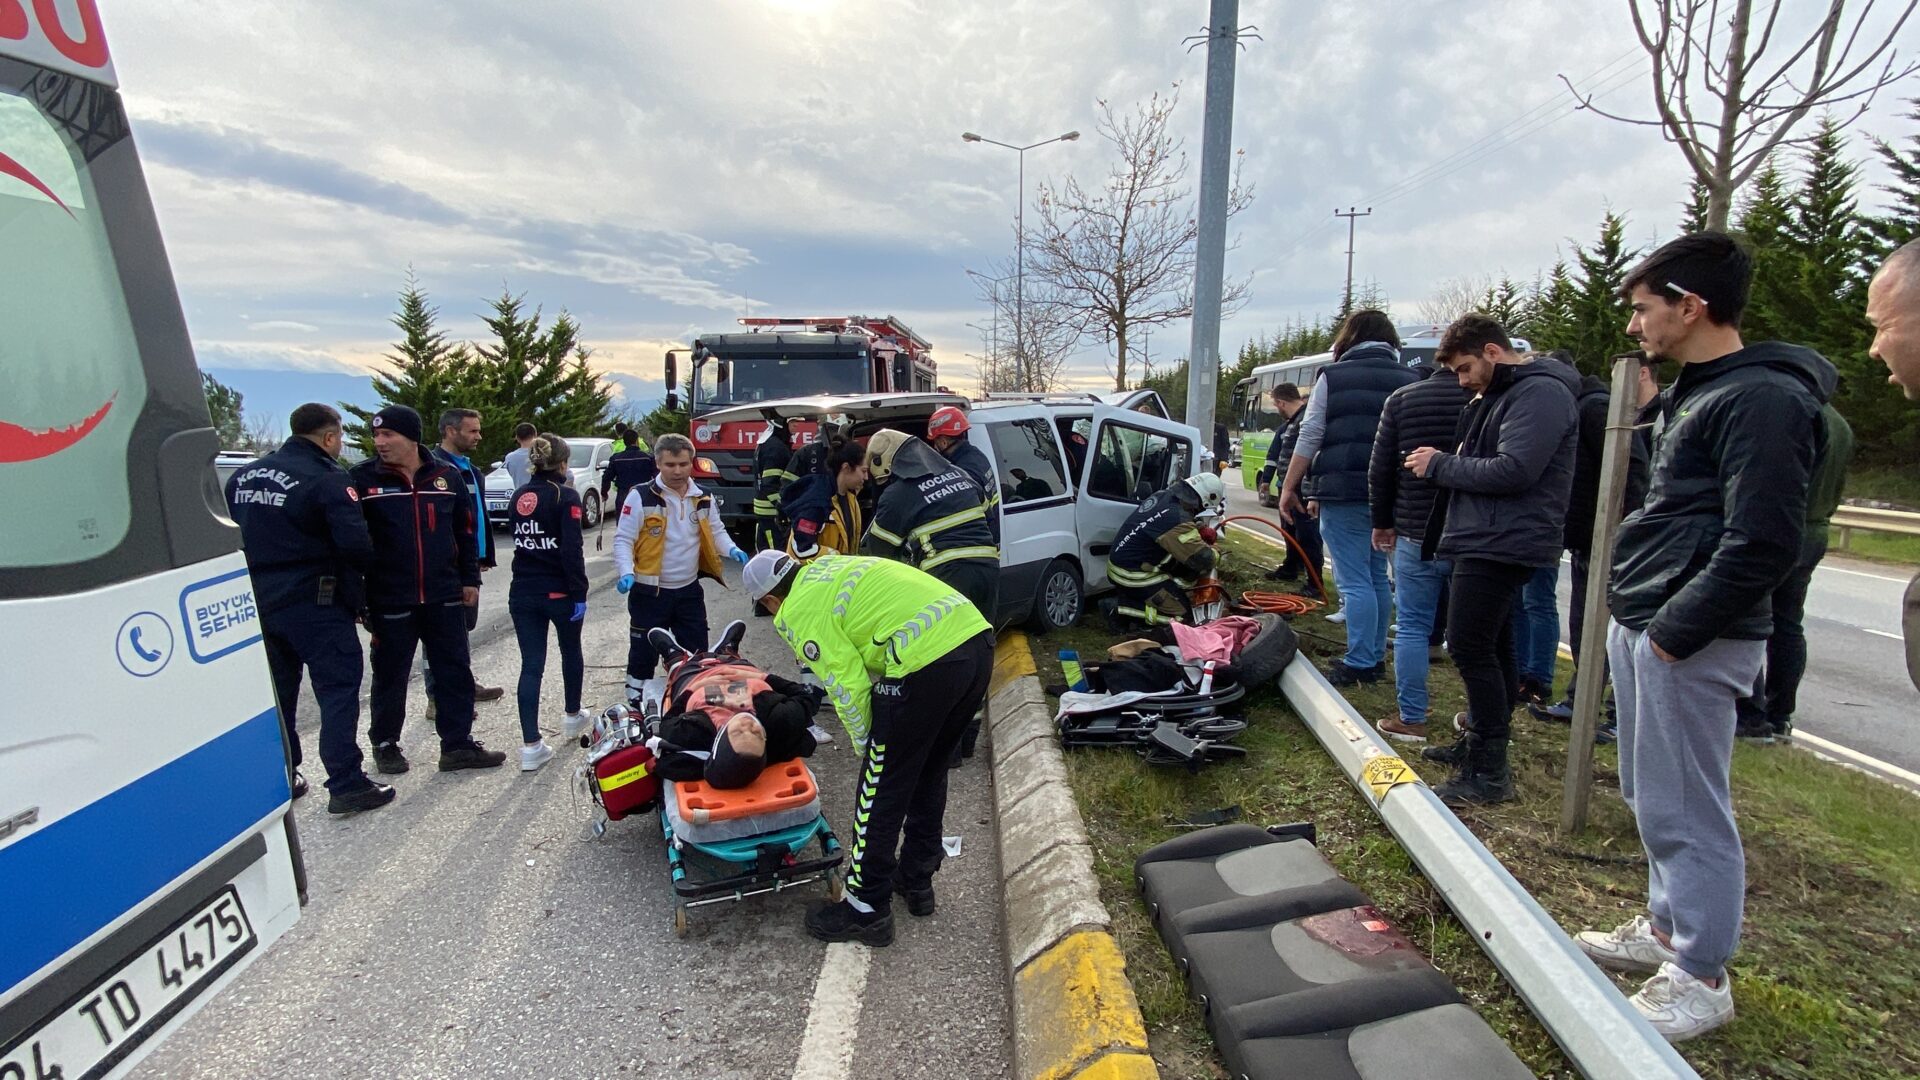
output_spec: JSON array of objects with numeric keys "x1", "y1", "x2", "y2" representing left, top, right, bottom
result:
[
  {"x1": 1228, "y1": 351, "x2": 1333, "y2": 502},
  {"x1": 1, "y1": 7, "x2": 304, "y2": 1079}
]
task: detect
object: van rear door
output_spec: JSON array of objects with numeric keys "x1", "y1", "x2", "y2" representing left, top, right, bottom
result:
[{"x1": 1071, "y1": 406, "x2": 1201, "y2": 585}]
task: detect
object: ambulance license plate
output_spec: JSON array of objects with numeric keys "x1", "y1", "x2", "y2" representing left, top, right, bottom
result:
[{"x1": 1, "y1": 886, "x2": 256, "y2": 1080}]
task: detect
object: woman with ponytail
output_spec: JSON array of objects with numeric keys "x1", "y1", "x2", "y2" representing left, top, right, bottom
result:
[{"x1": 506, "y1": 434, "x2": 592, "y2": 771}]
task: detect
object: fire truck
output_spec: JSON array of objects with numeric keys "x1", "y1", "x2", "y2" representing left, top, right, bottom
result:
[{"x1": 666, "y1": 315, "x2": 939, "y2": 525}]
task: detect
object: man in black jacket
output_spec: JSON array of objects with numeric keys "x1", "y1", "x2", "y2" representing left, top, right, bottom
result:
[
  {"x1": 1261, "y1": 385, "x2": 1322, "y2": 592},
  {"x1": 1407, "y1": 315, "x2": 1578, "y2": 804},
  {"x1": 425, "y1": 408, "x2": 505, "y2": 711},
  {"x1": 227, "y1": 403, "x2": 394, "y2": 815},
  {"x1": 750, "y1": 416, "x2": 796, "y2": 553},
  {"x1": 1368, "y1": 363, "x2": 1472, "y2": 742},
  {"x1": 1575, "y1": 233, "x2": 1831, "y2": 1042},
  {"x1": 349, "y1": 406, "x2": 508, "y2": 774}
]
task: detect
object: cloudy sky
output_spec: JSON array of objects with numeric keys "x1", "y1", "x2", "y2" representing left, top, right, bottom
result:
[{"x1": 95, "y1": 0, "x2": 1919, "y2": 412}]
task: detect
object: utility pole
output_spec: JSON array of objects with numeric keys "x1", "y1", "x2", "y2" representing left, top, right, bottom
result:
[
  {"x1": 1184, "y1": 0, "x2": 1250, "y2": 446},
  {"x1": 1335, "y1": 206, "x2": 1372, "y2": 313}
]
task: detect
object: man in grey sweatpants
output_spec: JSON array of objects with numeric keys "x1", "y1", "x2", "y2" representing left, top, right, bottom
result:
[{"x1": 1581, "y1": 232, "x2": 1832, "y2": 1042}]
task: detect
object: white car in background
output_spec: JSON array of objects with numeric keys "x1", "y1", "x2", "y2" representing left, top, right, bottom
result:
[{"x1": 483, "y1": 436, "x2": 614, "y2": 529}]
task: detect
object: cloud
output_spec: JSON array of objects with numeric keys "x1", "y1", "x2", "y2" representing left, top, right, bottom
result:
[
  {"x1": 193, "y1": 341, "x2": 385, "y2": 375},
  {"x1": 246, "y1": 320, "x2": 319, "y2": 333}
]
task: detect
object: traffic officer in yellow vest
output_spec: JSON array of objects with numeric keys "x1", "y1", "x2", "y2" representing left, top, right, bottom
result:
[
  {"x1": 744, "y1": 550, "x2": 994, "y2": 947},
  {"x1": 1106, "y1": 472, "x2": 1226, "y2": 629},
  {"x1": 613, "y1": 433, "x2": 750, "y2": 702}
]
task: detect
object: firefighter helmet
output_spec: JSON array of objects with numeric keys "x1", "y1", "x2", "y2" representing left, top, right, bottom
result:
[
  {"x1": 1183, "y1": 471, "x2": 1227, "y2": 515},
  {"x1": 865, "y1": 428, "x2": 913, "y2": 483},
  {"x1": 926, "y1": 406, "x2": 970, "y2": 440}
]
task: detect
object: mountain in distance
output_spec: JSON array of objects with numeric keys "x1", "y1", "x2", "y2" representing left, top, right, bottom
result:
[{"x1": 207, "y1": 366, "x2": 661, "y2": 433}]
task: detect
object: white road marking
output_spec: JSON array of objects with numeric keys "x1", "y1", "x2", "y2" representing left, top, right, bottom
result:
[
  {"x1": 1794, "y1": 730, "x2": 1920, "y2": 794},
  {"x1": 1863, "y1": 628, "x2": 1904, "y2": 641},
  {"x1": 790, "y1": 942, "x2": 873, "y2": 1080},
  {"x1": 1817, "y1": 563, "x2": 1911, "y2": 584}
]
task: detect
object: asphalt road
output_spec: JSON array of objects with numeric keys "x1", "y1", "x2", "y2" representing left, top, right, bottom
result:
[
  {"x1": 1221, "y1": 480, "x2": 1919, "y2": 780},
  {"x1": 135, "y1": 535, "x2": 1012, "y2": 1080}
]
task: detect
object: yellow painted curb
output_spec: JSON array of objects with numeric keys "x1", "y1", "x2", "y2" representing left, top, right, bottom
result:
[
  {"x1": 1070, "y1": 1053, "x2": 1160, "y2": 1080},
  {"x1": 1016, "y1": 931, "x2": 1157, "y2": 1080},
  {"x1": 992, "y1": 629, "x2": 1038, "y2": 696}
]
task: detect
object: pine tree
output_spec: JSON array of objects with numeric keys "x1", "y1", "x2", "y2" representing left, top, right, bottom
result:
[
  {"x1": 1867, "y1": 98, "x2": 1920, "y2": 255},
  {"x1": 1527, "y1": 263, "x2": 1580, "y2": 355},
  {"x1": 202, "y1": 371, "x2": 245, "y2": 448},
  {"x1": 1737, "y1": 160, "x2": 1795, "y2": 344},
  {"x1": 1680, "y1": 180, "x2": 1711, "y2": 234},
  {"x1": 1561, "y1": 212, "x2": 1639, "y2": 375},
  {"x1": 343, "y1": 272, "x2": 470, "y2": 450},
  {"x1": 469, "y1": 292, "x2": 613, "y2": 466},
  {"x1": 1477, "y1": 276, "x2": 1538, "y2": 339}
]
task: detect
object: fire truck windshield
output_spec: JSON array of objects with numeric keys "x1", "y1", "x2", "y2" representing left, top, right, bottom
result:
[{"x1": 694, "y1": 354, "x2": 868, "y2": 409}]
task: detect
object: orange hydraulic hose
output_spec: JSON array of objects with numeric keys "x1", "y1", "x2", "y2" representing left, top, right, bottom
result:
[{"x1": 1221, "y1": 513, "x2": 1327, "y2": 616}]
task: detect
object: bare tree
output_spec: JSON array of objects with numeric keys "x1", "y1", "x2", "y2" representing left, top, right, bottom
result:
[
  {"x1": 1415, "y1": 273, "x2": 1494, "y2": 324},
  {"x1": 1565, "y1": 0, "x2": 1917, "y2": 230},
  {"x1": 243, "y1": 412, "x2": 282, "y2": 452},
  {"x1": 966, "y1": 256, "x2": 1083, "y2": 393},
  {"x1": 1024, "y1": 89, "x2": 1253, "y2": 392}
]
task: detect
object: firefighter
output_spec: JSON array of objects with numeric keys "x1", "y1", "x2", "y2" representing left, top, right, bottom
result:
[
  {"x1": 348, "y1": 406, "x2": 508, "y2": 774},
  {"x1": 1105, "y1": 472, "x2": 1227, "y2": 629},
  {"x1": 225, "y1": 402, "x2": 394, "y2": 815},
  {"x1": 752, "y1": 415, "x2": 797, "y2": 553},
  {"x1": 925, "y1": 406, "x2": 999, "y2": 544},
  {"x1": 862, "y1": 430, "x2": 999, "y2": 627},
  {"x1": 783, "y1": 412, "x2": 851, "y2": 486},
  {"x1": 784, "y1": 439, "x2": 868, "y2": 561},
  {"x1": 745, "y1": 551, "x2": 995, "y2": 947}
]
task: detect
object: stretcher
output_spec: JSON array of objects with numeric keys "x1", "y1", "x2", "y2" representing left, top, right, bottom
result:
[{"x1": 582, "y1": 626, "x2": 844, "y2": 937}]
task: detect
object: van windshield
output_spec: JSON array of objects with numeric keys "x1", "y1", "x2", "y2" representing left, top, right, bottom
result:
[{"x1": 0, "y1": 67, "x2": 147, "y2": 569}]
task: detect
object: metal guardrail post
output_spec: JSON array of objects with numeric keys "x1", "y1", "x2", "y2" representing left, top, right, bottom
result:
[{"x1": 1279, "y1": 660, "x2": 1699, "y2": 1080}]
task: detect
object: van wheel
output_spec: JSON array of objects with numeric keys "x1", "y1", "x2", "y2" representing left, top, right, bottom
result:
[
  {"x1": 582, "y1": 490, "x2": 602, "y2": 529},
  {"x1": 1027, "y1": 559, "x2": 1085, "y2": 634}
]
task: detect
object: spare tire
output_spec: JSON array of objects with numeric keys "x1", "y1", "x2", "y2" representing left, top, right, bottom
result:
[{"x1": 1228, "y1": 614, "x2": 1298, "y2": 688}]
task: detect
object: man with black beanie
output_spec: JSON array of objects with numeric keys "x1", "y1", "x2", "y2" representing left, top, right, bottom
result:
[{"x1": 349, "y1": 405, "x2": 507, "y2": 774}]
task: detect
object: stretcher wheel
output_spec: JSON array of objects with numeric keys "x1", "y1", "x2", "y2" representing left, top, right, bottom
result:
[
  {"x1": 826, "y1": 868, "x2": 845, "y2": 902},
  {"x1": 673, "y1": 905, "x2": 690, "y2": 938}
]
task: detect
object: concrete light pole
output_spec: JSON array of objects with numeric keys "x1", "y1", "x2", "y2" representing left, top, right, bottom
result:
[
  {"x1": 1185, "y1": 0, "x2": 1249, "y2": 448},
  {"x1": 962, "y1": 129, "x2": 1080, "y2": 390}
]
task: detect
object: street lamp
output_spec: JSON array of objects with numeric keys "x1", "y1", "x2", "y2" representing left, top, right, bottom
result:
[{"x1": 962, "y1": 129, "x2": 1080, "y2": 391}]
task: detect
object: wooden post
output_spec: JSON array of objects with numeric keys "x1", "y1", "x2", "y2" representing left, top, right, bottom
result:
[{"x1": 1560, "y1": 356, "x2": 1641, "y2": 836}]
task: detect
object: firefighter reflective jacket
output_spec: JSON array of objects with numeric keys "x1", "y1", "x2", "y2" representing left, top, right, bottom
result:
[
  {"x1": 754, "y1": 423, "x2": 796, "y2": 520},
  {"x1": 1106, "y1": 489, "x2": 1216, "y2": 590},
  {"x1": 863, "y1": 439, "x2": 998, "y2": 572},
  {"x1": 772, "y1": 555, "x2": 991, "y2": 747}
]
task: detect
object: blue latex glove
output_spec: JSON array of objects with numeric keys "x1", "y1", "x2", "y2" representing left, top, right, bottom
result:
[
  {"x1": 617, "y1": 574, "x2": 634, "y2": 594},
  {"x1": 729, "y1": 548, "x2": 750, "y2": 566},
  {"x1": 570, "y1": 601, "x2": 587, "y2": 622}
]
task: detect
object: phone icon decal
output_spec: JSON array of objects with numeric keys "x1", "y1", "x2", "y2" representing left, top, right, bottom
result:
[{"x1": 116, "y1": 611, "x2": 172, "y2": 677}]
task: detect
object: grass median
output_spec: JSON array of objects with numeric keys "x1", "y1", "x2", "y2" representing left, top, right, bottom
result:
[{"x1": 1036, "y1": 529, "x2": 1920, "y2": 1080}]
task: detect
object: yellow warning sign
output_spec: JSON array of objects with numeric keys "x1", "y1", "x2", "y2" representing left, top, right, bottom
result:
[{"x1": 1361, "y1": 755, "x2": 1422, "y2": 801}]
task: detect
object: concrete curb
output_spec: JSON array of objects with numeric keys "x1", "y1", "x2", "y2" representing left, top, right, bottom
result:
[{"x1": 990, "y1": 632, "x2": 1159, "y2": 1080}]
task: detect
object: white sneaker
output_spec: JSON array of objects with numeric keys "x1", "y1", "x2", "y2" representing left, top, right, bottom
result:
[
  {"x1": 1630, "y1": 961, "x2": 1734, "y2": 1042},
  {"x1": 1577, "y1": 914, "x2": 1679, "y2": 974},
  {"x1": 519, "y1": 742, "x2": 556, "y2": 772},
  {"x1": 562, "y1": 711, "x2": 593, "y2": 741},
  {"x1": 1326, "y1": 609, "x2": 1348, "y2": 625},
  {"x1": 808, "y1": 724, "x2": 834, "y2": 747}
]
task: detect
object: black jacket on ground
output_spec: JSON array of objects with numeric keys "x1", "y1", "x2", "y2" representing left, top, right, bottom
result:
[
  {"x1": 1423, "y1": 359, "x2": 1580, "y2": 568},
  {"x1": 508, "y1": 472, "x2": 589, "y2": 603},
  {"x1": 226, "y1": 436, "x2": 376, "y2": 614},
  {"x1": 348, "y1": 454, "x2": 481, "y2": 608},
  {"x1": 1609, "y1": 342, "x2": 1833, "y2": 660},
  {"x1": 1310, "y1": 342, "x2": 1419, "y2": 503},
  {"x1": 1368, "y1": 365, "x2": 1473, "y2": 543}
]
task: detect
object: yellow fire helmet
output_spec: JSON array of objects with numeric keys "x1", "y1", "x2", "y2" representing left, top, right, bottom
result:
[{"x1": 864, "y1": 428, "x2": 914, "y2": 483}]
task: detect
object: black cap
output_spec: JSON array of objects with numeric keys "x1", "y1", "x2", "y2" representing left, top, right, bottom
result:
[{"x1": 370, "y1": 405, "x2": 423, "y2": 443}]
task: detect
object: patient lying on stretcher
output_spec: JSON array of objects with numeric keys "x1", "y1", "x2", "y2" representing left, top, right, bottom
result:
[{"x1": 649, "y1": 631, "x2": 823, "y2": 790}]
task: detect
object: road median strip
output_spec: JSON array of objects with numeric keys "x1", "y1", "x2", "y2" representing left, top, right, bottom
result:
[{"x1": 990, "y1": 631, "x2": 1160, "y2": 1080}]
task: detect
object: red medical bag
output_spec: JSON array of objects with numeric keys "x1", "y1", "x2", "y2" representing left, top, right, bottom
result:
[{"x1": 593, "y1": 743, "x2": 659, "y2": 820}]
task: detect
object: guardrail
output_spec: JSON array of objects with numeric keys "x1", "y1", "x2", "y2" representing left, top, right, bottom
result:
[{"x1": 1832, "y1": 505, "x2": 1920, "y2": 550}]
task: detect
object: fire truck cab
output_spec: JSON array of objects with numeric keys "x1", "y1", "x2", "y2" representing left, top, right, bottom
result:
[{"x1": 672, "y1": 315, "x2": 937, "y2": 526}]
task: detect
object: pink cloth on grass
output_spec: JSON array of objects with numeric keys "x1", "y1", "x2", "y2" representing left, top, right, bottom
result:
[{"x1": 1170, "y1": 615, "x2": 1263, "y2": 663}]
